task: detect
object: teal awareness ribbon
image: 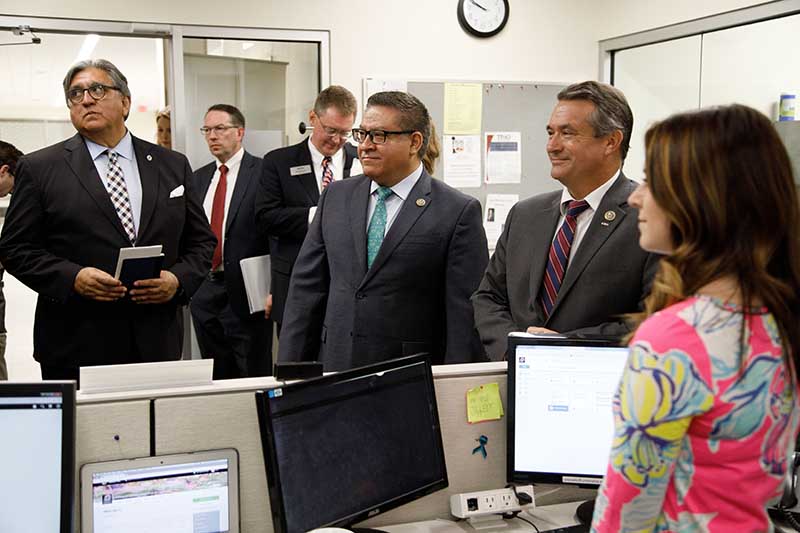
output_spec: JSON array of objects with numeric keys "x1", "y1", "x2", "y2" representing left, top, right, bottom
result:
[
  {"x1": 367, "y1": 186, "x2": 393, "y2": 268},
  {"x1": 472, "y1": 435, "x2": 489, "y2": 459}
]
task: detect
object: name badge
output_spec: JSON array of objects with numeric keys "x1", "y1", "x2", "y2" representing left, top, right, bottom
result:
[{"x1": 290, "y1": 165, "x2": 312, "y2": 176}]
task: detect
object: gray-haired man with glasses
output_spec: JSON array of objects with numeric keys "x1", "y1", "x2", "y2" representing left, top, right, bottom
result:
[
  {"x1": 255, "y1": 85, "x2": 361, "y2": 332},
  {"x1": 0, "y1": 59, "x2": 215, "y2": 383},
  {"x1": 277, "y1": 91, "x2": 489, "y2": 371}
]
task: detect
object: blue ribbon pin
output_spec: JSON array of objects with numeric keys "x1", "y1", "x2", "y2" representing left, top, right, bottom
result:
[{"x1": 472, "y1": 435, "x2": 488, "y2": 459}]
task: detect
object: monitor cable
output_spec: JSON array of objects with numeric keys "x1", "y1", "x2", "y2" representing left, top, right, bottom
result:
[{"x1": 504, "y1": 484, "x2": 539, "y2": 532}]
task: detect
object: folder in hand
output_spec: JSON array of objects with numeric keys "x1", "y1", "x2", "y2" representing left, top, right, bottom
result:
[
  {"x1": 239, "y1": 255, "x2": 271, "y2": 314},
  {"x1": 114, "y1": 245, "x2": 164, "y2": 289}
]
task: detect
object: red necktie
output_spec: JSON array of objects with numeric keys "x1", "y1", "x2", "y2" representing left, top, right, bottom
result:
[
  {"x1": 210, "y1": 164, "x2": 228, "y2": 271},
  {"x1": 321, "y1": 156, "x2": 333, "y2": 188}
]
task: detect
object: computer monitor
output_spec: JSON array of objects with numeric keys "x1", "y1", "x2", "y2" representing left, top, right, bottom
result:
[
  {"x1": 507, "y1": 336, "x2": 629, "y2": 523},
  {"x1": 255, "y1": 354, "x2": 448, "y2": 533},
  {"x1": 0, "y1": 381, "x2": 76, "y2": 533}
]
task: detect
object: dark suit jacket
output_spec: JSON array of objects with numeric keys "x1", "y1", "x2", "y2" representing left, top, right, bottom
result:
[
  {"x1": 472, "y1": 175, "x2": 660, "y2": 361},
  {"x1": 254, "y1": 139, "x2": 358, "y2": 324},
  {"x1": 192, "y1": 151, "x2": 269, "y2": 318},
  {"x1": 278, "y1": 170, "x2": 489, "y2": 371},
  {"x1": 0, "y1": 133, "x2": 216, "y2": 368}
]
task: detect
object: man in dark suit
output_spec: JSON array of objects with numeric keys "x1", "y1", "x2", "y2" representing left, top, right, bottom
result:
[
  {"x1": 278, "y1": 91, "x2": 488, "y2": 371},
  {"x1": 190, "y1": 104, "x2": 272, "y2": 379},
  {"x1": 472, "y1": 81, "x2": 660, "y2": 361},
  {"x1": 0, "y1": 59, "x2": 215, "y2": 382},
  {"x1": 255, "y1": 86, "x2": 359, "y2": 331}
]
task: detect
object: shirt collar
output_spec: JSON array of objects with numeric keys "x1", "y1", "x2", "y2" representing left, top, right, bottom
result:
[
  {"x1": 307, "y1": 137, "x2": 345, "y2": 168},
  {"x1": 216, "y1": 147, "x2": 244, "y2": 170},
  {"x1": 559, "y1": 167, "x2": 621, "y2": 214},
  {"x1": 369, "y1": 163, "x2": 423, "y2": 201},
  {"x1": 84, "y1": 130, "x2": 134, "y2": 162}
]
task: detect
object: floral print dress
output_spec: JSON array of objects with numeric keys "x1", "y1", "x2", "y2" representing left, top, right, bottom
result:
[{"x1": 591, "y1": 295, "x2": 799, "y2": 533}]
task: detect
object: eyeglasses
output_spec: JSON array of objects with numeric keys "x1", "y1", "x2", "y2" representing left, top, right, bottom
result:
[
  {"x1": 66, "y1": 84, "x2": 121, "y2": 105},
  {"x1": 200, "y1": 125, "x2": 238, "y2": 136},
  {"x1": 352, "y1": 128, "x2": 416, "y2": 144},
  {"x1": 316, "y1": 117, "x2": 352, "y2": 139}
]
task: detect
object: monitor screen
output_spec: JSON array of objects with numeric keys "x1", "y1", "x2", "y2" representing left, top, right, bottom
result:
[
  {"x1": 507, "y1": 337, "x2": 628, "y2": 486},
  {"x1": 256, "y1": 355, "x2": 448, "y2": 533},
  {"x1": 0, "y1": 382, "x2": 76, "y2": 533}
]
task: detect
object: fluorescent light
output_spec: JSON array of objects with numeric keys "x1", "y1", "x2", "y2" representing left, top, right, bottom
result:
[{"x1": 76, "y1": 34, "x2": 100, "y2": 62}]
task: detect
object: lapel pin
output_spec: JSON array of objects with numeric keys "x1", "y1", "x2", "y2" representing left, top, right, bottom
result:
[
  {"x1": 416, "y1": 198, "x2": 426, "y2": 207},
  {"x1": 603, "y1": 210, "x2": 616, "y2": 221},
  {"x1": 146, "y1": 154, "x2": 153, "y2": 161}
]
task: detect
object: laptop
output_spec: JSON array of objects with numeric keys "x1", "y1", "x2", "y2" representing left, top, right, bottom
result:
[{"x1": 80, "y1": 448, "x2": 240, "y2": 533}]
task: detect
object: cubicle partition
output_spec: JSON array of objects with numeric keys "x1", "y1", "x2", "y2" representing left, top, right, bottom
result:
[{"x1": 75, "y1": 363, "x2": 593, "y2": 533}]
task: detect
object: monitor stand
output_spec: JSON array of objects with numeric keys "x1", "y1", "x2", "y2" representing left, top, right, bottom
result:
[{"x1": 575, "y1": 499, "x2": 595, "y2": 525}]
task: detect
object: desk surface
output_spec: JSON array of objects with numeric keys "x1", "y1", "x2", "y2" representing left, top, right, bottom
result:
[{"x1": 382, "y1": 502, "x2": 582, "y2": 533}]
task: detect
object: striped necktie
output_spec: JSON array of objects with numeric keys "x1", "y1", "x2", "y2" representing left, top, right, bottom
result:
[
  {"x1": 539, "y1": 199, "x2": 590, "y2": 318},
  {"x1": 366, "y1": 186, "x2": 393, "y2": 268},
  {"x1": 105, "y1": 150, "x2": 137, "y2": 244},
  {"x1": 321, "y1": 156, "x2": 333, "y2": 188}
]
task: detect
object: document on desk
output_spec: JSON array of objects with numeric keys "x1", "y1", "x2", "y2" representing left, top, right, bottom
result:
[
  {"x1": 240, "y1": 254, "x2": 271, "y2": 314},
  {"x1": 114, "y1": 245, "x2": 164, "y2": 288}
]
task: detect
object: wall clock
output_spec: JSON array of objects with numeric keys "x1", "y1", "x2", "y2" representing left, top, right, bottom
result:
[{"x1": 457, "y1": 0, "x2": 510, "y2": 38}]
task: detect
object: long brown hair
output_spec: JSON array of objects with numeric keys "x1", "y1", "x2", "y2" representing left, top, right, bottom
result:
[{"x1": 632, "y1": 104, "x2": 800, "y2": 375}]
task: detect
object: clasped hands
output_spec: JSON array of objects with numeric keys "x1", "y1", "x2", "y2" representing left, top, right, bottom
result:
[{"x1": 74, "y1": 267, "x2": 179, "y2": 304}]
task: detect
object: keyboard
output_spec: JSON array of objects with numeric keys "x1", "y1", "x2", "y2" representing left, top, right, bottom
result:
[{"x1": 539, "y1": 525, "x2": 590, "y2": 533}]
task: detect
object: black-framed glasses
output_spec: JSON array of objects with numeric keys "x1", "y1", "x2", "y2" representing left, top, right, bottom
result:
[
  {"x1": 66, "y1": 84, "x2": 121, "y2": 105},
  {"x1": 200, "y1": 124, "x2": 238, "y2": 136},
  {"x1": 352, "y1": 128, "x2": 416, "y2": 144},
  {"x1": 316, "y1": 117, "x2": 352, "y2": 139}
]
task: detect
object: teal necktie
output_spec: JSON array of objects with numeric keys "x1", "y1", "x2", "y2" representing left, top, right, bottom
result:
[{"x1": 367, "y1": 186, "x2": 393, "y2": 268}]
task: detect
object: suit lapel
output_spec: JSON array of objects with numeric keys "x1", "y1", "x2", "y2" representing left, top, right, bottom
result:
[
  {"x1": 225, "y1": 152, "x2": 253, "y2": 232},
  {"x1": 343, "y1": 143, "x2": 358, "y2": 178},
  {"x1": 349, "y1": 177, "x2": 372, "y2": 282},
  {"x1": 550, "y1": 176, "x2": 631, "y2": 317},
  {"x1": 359, "y1": 172, "x2": 432, "y2": 289},
  {"x1": 296, "y1": 141, "x2": 320, "y2": 204},
  {"x1": 528, "y1": 194, "x2": 562, "y2": 309},
  {"x1": 64, "y1": 134, "x2": 131, "y2": 243},
  {"x1": 197, "y1": 163, "x2": 215, "y2": 201},
  {"x1": 133, "y1": 137, "x2": 159, "y2": 241}
]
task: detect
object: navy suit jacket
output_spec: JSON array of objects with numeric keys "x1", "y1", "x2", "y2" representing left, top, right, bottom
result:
[
  {"x1": 0, "y1": 133, "x2": 215, "y2": 367},
  {"x1": 472, "y1": 175, "x2": 660, "y2": 361},
  {"x1": 254, "y1": 139, "x2": 358, "y2": 324},
  {"x1": 277, "y1": 170, "x2": 489, "y2": 371},
  {"x1": 192, "y1": 151, "x2": 269, "y2": 318}
]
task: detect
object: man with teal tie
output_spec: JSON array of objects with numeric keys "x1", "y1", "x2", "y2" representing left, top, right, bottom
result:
[{"x1": 277, "y1": 91, "x2": 488, "y2": 371}]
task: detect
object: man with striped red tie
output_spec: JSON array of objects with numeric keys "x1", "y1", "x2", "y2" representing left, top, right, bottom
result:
[{"x1": 472, "y1": 81, "x2": 660, "y2": 362}]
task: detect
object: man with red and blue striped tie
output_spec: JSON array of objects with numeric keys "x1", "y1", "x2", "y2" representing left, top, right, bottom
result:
[{"x1": 472, "y1": 81, "x2": 661, "y2": 362}]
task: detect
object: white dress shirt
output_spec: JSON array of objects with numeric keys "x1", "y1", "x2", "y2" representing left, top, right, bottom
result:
[
  {"x1": 366, "y1": 163, "x2": 424, "y2": 235},
  {"x1": 85, "y1": 131, "x2": 143, "y2": 236},
  {"x1": 555, "y1": 168, "x2": 621, "y2": 263},
  {"x1": 202, "y1": 147, "x2": 244, "y2": 271}
]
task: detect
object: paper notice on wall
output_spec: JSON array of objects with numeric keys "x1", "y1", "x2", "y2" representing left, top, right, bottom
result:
[
  {"x1": 484, "y1": 131, "x2": 521, "y2": 184},
  {"x1": 364, "y1": 78, "x2": 408, "y2": 100},
  {"x1": 443, "y1": 134, "x2": 481, "y2": 188},
  {"x1": 443, "y1": 83, "x2": 482, "y2": 134},
  {"x1": 484, "y1": 194, "x2": 518, "y2": 254}
]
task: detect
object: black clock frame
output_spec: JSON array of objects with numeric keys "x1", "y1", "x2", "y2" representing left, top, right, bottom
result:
[{"x1": 457, "y1": 0, "x2": 510, "y2": 38}]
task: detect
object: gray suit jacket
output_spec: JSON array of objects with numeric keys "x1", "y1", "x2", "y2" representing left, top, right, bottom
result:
[
  {"x1": 472, "y1": 175, "x2": 660, "y2": 361},
  {"x1": 278, "y1": 170, "x2": 489, "y2": 371}
]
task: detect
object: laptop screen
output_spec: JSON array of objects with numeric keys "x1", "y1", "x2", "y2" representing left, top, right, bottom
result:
[
  {"x1": 0, "y1": 382, "x2": 75, "y2": 533},
  {"x1": 89, "y1": 458, "x2": 232, "y2": 533},
  {"x1": 508, "y1": 337, "x2": 629, "y2": 485}
]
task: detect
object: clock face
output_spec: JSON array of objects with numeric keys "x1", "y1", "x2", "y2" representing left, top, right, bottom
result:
[{"x1": 457, "y1": 0, "x2": 510, "y2": 38}]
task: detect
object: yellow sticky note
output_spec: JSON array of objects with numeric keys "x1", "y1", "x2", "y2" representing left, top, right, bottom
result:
[{"x1": 466, "y1": 382, "x2": 504, "y2": 424}]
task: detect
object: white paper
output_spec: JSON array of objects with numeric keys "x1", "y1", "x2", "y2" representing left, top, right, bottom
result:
[
  {"x1": 443, "y1": 134, "x2": 481, "y2": 188},
  {"x1": 364, "y1": 78, "x2": 408, "y2": 100},
  {"x1": 113, "y1": 245, "x2": 163, "y2": 279},
  {"x1": 484, "y1": 194, "x2": 519, "y2": 254},
  {"x1": 240, "y1": 255, "x2": 271, "y2": 314},
  {"x1": 484, "y1": 131, "x2": 522, "y2": 184}
]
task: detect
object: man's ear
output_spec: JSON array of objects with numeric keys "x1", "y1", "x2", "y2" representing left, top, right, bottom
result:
[
  {"x1": 409, "y1": 131, "x2": 424, "y2": 156},
  {"x1": 605, "y1": 130, "x2": 623, "y2": 156},
  {"x1": 0, "y1": 164, "x2": 9, "y2": 176}
]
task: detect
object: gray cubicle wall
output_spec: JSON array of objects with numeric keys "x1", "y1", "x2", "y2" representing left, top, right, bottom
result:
[{"x1": 404, "y1": 81, "x2": 566, "y2": 216}]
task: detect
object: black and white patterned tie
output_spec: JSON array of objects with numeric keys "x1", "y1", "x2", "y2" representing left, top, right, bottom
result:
[{"x1": 106, "y1": 151, "x2": 136, "y2": 244}]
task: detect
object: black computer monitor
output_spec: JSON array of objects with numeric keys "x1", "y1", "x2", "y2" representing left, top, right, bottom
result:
[
  {"x1": 0, "y1": 381, "x2": 76, "y2": 532},
  {"x1": 507, "y1": 336, "x2": 629, "y2": 524},
  {"x1": 255, "y1": 354, "x2": 448, "y2": 533}
]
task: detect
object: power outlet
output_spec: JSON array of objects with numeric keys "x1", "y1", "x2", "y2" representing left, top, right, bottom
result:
[{"x1": 450, "y1": 485, "x2": 535, "y2": 518}]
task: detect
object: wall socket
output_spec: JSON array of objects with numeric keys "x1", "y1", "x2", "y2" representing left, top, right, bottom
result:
[{"x1": 450, "y1": 485, "x2": 535, "y2": 518}]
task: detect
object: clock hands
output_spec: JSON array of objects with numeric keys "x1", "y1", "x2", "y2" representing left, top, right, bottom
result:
[{"x1": 469, "y1": 0, "x2": 488, "y2": 12}]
